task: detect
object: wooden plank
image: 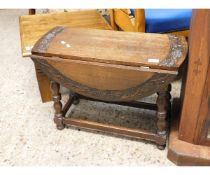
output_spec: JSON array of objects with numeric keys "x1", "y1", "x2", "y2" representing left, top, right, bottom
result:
[
  {"x1": 114, "y1": 9, "x2": 135, "y2": 31},
  {"x1": 134, "y1": 9, "x2": 145, "y2": 32},
  {"x1": 195, "y1": 10, "x2": 210, "y2": 145},
  {"x1": 198, "y1": 68, "x2": 210, "y2": 145},
  {"x1": 108, "y1": 9, "x2": 118, "y2": 30},
  {"x1": 78, "y1": 94, "x2": 158, "y2": 110},
  {"x1": 46, "y1": 57, "x2": 155, "y2": 91},
  {"x1": 19, "y1": 10, "x2": 111, "y2": 57},
  {"x1": 178, "y1": 10, "x2": 210, "y2": 144},
  {"x1": 168, "y1": 107, "x2": 210, "y2": 166},
  {"x1": 32, "y1": 55, "x2": 177, "y2": 101},
  {"x1": 63, "y1": 118, "x2": 165, "y2": 144},
  {"x1": 33, "y1": 61, "x2": 52, "y2": 102},
  {"x1": 167, "y1": 96, "x2": 210, "y2": 166},
  {"x1": 32, "y1": 27, "x2": 188, "y2": 71},
  {"x1": 169, "y1": 30, "x2": 189, "y2": 37}
]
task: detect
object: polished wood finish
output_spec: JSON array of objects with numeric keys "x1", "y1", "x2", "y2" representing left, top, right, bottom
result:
[
  {"x1": 109, "y1": 9, "x2": 145, "y2": 32},
  {"x1": 156, "y1": 85, "x2": 171, "y2": 149},
  {"x1": 52, "y1": 92, "x2": 166, "y2": 148},
  {"x1": 32, "y1": 54, "x2": 177, "y2": 102},
  {"x1": 199, "y1": 66, "x2": 210, "y2": 145},
  {"x1": 168, "y1": 10, "x2": 210, "y2": 165},
  {"x1": 50, "y1": 81, "x2": 65, "y2": 130},
  {"x1": 110, "y1": 9, "x2": 135, "y2": 32},
  {"x1": 77, "y1": 94, "x2": 157, "y2": 111},
  {"x1": 178, "y1": 10, "x2": 210, "y2": 145},
  {"x1": 20, "y1": 10, "x2": 111, "y2": 102},
  {"x1": 31, "y1": 27, "x2": 187, "y2": 149},
  {"x1": 134, "y1": 9, "x2": 145, "y2": 32},
  {"x1": 109, "y1": 9, "x2": 189, "y2": 37},
  {"x1": 31, "y1": 27, "x2": 187, "y2": 101},
  {"x1": 33, "y1": 27, "x2": 187, "y2": 71},
  {"x1": 170, "y1": 30, "x2": 189, "y2": 37},
  {"x1": 108, "y1": 9, "x2": 118, "y2": 30},
  {"x1": 48, "y1": 58, "x2": 154, "y2": 91},
  {"x1": 63, "y1": 118, "x2": 166, "y2": 145},
  {"x1": 168, "y1": 108, "x2": 210, "y2": 166}
]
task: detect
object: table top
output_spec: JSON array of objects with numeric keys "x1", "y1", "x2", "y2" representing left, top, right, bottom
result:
[
  {"x1": 19, "y1": 10, "x2": 111, "y2": 57},
  {"x1": 32, "y1": 26, "x2": 188, "y2": 71}
]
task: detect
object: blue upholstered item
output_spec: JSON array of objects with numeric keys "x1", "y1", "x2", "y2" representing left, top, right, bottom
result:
[{"x1": 130, "y1": 9, "x2": 192, "y2": 33}]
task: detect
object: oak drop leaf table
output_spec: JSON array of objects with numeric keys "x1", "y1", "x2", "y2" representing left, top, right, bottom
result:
[{"x1": 30, "y1": 27, "x2": 188, "y2": 149}]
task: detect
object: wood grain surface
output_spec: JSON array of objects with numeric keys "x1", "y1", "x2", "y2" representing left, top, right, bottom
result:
[
  {"x1": 31, "y1": 56, "x2": 177, "y2": 101},
  {"x1": 178, "y1": 10, "x2": 210, "y2": 144},
  {"x1": 168, "y1": 109, "x2": 210, "y2": 165},
  {"x1": 32, "y1": 27, "x2": 188, "y2": 71},
  {"x1": 47, "y1": 58, "x2": 154, "y2": 90},
  {"x1": 19, "y1": 10, "x2": 111, "y2": 57}
]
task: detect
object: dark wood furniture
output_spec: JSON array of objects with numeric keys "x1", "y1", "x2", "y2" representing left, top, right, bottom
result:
[
  {"x1": 19, "y1": 10, "x2": 111, "y2": 102},
  {"x1": 168, "y1": 9, "x2": 210, "y2": 165},
  {"x1": 30, "y1": 27, "x2": 187, "y2": 149}
]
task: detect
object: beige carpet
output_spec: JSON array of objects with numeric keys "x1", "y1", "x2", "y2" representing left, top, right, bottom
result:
[{"x1": 0, "y1": 9, "x2": 181, "y2": 166}]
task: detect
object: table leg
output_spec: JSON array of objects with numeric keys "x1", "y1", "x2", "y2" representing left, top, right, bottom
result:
[
  {"x1": 156, "y1": 85, "x2": 171, "y2": 149},
  {"x1": 34, "y1": 62, "x2": 52, "y2": 102},
  {"x1": 50, "y1": 81, "x2": 65, "y2": 130}
]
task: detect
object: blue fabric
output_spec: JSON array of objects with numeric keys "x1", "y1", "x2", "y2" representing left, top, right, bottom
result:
[{"x1": 130, "y1": 9, "x2": 192, "y2": 33}]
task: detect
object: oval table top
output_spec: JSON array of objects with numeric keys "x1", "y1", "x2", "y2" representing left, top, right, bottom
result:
[{"x1": 32, "y1": 26, "x2": 188, "y2": 72}]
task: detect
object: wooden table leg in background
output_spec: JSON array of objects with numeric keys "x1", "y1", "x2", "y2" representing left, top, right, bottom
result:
[
  {"x1": 34, "y1": 62, "x2": 52, "y2": 102},
  {"x1": 28, "y1": 9, "x2": 52, "y2": 102},
  {"x1": 29, "y1": 9, "x2": 36, "y2": 15}
]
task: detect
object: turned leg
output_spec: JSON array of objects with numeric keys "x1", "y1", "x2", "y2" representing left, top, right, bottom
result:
[
  {"x1": 50, "y1": 81, "x2": 65, "y2": 130},
  {"x1": 156, "y1": 85, "x2": 171, "y2": 150}
]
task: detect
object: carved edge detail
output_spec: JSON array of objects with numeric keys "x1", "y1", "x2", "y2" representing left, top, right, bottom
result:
[
  {"x1": 31, "y1": 27, "x2": 187, "y2": 69},
  {"x1": 32, "y1": 26, "x2": 64, "y2": 54},
  {"x1": 160, "y1": 35, "x2": 187, "y2": 67},
  {"x1": 32, "y1": 58, "x2": 176, "y2": 102}
]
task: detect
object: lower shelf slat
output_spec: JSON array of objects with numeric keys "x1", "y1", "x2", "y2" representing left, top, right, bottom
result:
[{"x1": 63, "y1": 118, "x2": 165, "y2": 145}]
